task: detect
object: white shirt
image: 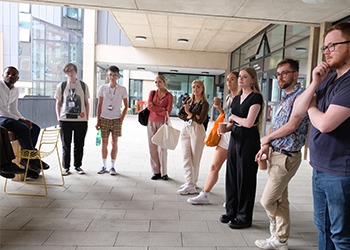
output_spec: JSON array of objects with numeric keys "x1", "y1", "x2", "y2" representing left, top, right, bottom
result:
[
  {"x1": 98, "y1": 84, "x2": 128, "y2": 119},
  {"x1": 0, "y1": 80, "x2": 23, "y2": 120}
]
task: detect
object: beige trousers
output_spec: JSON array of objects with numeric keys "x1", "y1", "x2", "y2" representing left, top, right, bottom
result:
[
  {"x1": 147, "y1": 120, "x2": 168, "y2": 175},
  {"x1": 260, "y1": 149, "x2": 301, "y2": 242},
  {"x1": 180, "y1": 121, "x2": 206, "y2": 185}
]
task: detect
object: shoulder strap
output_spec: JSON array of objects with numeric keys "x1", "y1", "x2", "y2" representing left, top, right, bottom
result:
[
  {"x1": 80, "y1": 80, "x2": 86, "y2": 106},
  {"x1": 61, "y1": 81, "x2": 67, "y2": 104}
]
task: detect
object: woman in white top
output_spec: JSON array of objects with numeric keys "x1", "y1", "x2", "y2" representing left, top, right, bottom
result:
[{"x1": 187, "y1": 71, "x2": 239, "y2": 204}]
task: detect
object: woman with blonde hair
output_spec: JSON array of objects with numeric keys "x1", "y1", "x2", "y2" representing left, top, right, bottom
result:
[
  {"x1": 147, "y1": 75, "x2": 173, "y2": 180},
  {"x1": 187, "y1": 71, "x2": 239, "y2": 204},
  {"x1": 220, "y1": 67, "x2": 264, "y2": 229},
  {"x1": 178, "y1": 80, "x2": 209, "y2": 195}
]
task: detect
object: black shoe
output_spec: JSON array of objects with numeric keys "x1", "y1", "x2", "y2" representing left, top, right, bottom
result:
[
  {"x1": 1, "y1": 162, "x2": 26, "y2": 174},
  {"x1": 228, "y1": 218, "x2": 252, "y2": 229},
  {"x1": 38, "y1": 160, "x2": 50, "y2": 170},
  {"x1": 219, "y1": 214, "x2": 232, "y2": 224},
  {"x1": 26, "y1": 169, "x2": 39, "y2": 179},
  {"x1": 151, "y1": 173, "x2": 161, "y2": 180},
  {"x1": 19, "y1": 159, "x2": 41, "y2": 173},
  {"x1": 0, "y1": 172, "x2": 15, "y2": 178},
  {"x1": 162, "y1": 174, "x2": 169, "y2": 180}
]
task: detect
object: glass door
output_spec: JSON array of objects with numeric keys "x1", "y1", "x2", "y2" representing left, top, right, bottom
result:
[
  {"x1": 129, "y1": 79, "x2": 143, "y2": 115},
  {"x1": 258, "y1": 69, "x2": 280, "y2": 136}
]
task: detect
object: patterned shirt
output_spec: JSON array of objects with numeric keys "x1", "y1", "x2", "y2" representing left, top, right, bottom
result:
[{"x1": 270, "y1": 83, "x2": 310, "y2": 151}]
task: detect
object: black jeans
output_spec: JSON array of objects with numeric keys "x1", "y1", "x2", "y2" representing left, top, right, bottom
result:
[{"x1": 59, "y1": 121, "x2": 88, "y2": 170}]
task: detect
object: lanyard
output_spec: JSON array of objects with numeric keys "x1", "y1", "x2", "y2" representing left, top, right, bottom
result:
[
  {"x1": 190, "y1": 101, "x2": 200, "y2": 112},
  {"x1": 68, "y1": 80, "x2": 77, "y2": 101},
  {"x1": 109, "y1": 86, "x2": 117, "y2": 103}
]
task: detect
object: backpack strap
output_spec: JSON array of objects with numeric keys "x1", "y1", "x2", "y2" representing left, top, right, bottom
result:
[
  {"x1": 61, "y1": 81, "x2": 67, "y2": 105},
  {"x1": 80, "y1": 80, "x2": 86, "y2": 106}
]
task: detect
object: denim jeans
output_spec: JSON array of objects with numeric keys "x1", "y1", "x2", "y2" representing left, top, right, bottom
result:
[
  {"x1": 0, "y1": 117, "x2": 40, "y2": 150},
  {"x1": 312, "y1": 169, "x2": 350, "y2": 250}
]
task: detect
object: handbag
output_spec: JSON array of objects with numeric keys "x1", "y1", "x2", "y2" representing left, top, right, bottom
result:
[
  {"x1": 138, "y1": 91, "x2": 155, "y2": 126},
  {"x1": 138, "y1": 108, "x2": 150, "y2": 126},
  {"x1": 151, "y1": 111, "x2": 180, "y2": 150},
  {"x1": 204, "y1": 113, "x2": 225, "y2": 147}
]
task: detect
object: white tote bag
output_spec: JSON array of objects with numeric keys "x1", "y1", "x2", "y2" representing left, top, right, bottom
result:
[{"x1": 151, "y1": 112, "x2": 180, "y2": 150}]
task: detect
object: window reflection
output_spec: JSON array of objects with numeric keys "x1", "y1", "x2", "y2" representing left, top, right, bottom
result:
[{"x1": 32, "y1": 17, "x2": 83, "y2": 97}]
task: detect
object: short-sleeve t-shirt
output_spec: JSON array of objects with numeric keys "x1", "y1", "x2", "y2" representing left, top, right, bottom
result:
[
  {"x1": 231, "y1": 92, "x2": 263, "y2": 125},
  {"x1": 98, "y1": 84, "x2": 128, "y2": 120},
  {"x1": 309, "y1": 69, "x2": 350, "y2": 177},
  {"x1": 54, "y1": 80, "x2": 90, "y2": 122}
]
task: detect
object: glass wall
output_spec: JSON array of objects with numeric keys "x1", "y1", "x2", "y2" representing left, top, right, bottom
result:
[
  {"x1": 62, "y1": 7, "x2": 83, "y2": 34},
  {"x1": 32, "y1": 17, "x2": 83, "y2": 97},
  {"x1": 18, "y1": 3, "x2": 32, "y2": 81},
  {"x1": 162, "y1": 73, "x2": 215, "y2": 117},
  {"x1": 230, "y1": 24, "x2": 310, "y2": 136}
]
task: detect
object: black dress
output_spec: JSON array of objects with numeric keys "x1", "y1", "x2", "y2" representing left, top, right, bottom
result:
[{"x1": 225, "y1": 92, "x2": 262, "y2": 224}]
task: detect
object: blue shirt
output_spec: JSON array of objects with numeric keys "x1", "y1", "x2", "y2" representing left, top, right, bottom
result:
[
  {"x1": 224, "y1": 94, "x2": 233, "y2": 122},
  {"x1": 309, "y1": 69, "x2": 350, "y2": 177},
  {"x1": 270, "y1": 83, "x2": 310, "y2": 151}
]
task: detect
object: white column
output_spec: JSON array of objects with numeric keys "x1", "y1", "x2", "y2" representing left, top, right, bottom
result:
[{"x1": 83, "y1": 9, "x2": 97, "y2": 117}]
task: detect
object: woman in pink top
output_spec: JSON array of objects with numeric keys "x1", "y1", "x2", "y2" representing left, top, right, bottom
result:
[{"x1": 147, "y1": 75, "x2": 174, "y2": 180}]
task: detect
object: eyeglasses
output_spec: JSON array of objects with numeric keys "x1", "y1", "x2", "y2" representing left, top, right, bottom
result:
[
  {"x1": 274, "y1": 71, "x2": 296, "y2": 79},
  {"x1": 108, "y1": 74, "x2": 119, "y2": 78},
  {"x1": 320, "y1": 41, "x2": 350, "y2": 54},
  {"x1": 66, "y1": 69, "x2": 76, "y2": 73}
]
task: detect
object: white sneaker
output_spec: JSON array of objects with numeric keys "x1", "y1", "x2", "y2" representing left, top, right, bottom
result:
[
  {"x1": 270, "y1": 220, "x2": 276, "y2": 237},
  {"x1": 180, "y1": 183, "x2": 197, "y2": 189},
  {"x1": 177, "y1": 184, "x2": 197, "y2": 195},
  {"x1": 187, "y1": 191, "x2": 210, "y2": 204},
  {"x1": 62, "y1": 168, "x2": 70, "y2": 176},
  {"x1": 255, "y1": 237, "x2": 288, "y2": 250}
]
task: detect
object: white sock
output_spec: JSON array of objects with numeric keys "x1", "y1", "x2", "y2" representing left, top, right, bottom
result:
[
  {"x1": 102, "y1": 158, "x2": 107, "y2": 168},
  {"x1": 111, "y1": 159, "x2": 116, "y2": 168}
]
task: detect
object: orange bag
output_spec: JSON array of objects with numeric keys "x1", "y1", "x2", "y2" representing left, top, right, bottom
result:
[{"x1": 204, "y1": 113, "x2": 225, "y2": 147}]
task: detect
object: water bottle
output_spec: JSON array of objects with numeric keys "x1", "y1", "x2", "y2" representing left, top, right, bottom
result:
[{"x1": 96, "y1": 130, "x2": 101, "y2": 146}]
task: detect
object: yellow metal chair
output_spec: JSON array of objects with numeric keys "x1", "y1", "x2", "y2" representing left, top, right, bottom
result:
[{"x1": 4, "y1": 128, "x2": 65, "y2": 196}]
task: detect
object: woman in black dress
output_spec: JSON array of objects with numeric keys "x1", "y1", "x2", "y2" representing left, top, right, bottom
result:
[{"x1": 220, "y1": 67, "x2": 264, "y2": 229}]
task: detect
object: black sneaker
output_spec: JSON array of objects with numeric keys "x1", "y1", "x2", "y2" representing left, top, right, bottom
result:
[{"x1": 74, "y1": 167, "x2": 85, "y2": 174}]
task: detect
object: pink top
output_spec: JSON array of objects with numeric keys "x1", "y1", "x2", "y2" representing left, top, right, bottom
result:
[{"x1": 147, "y1": 89, "x2": 173, "y2": 123}]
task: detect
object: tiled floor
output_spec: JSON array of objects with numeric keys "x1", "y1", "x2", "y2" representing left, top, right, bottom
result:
[{"x1": 0, "y1": 115, "x2": 318, "y2": 249}]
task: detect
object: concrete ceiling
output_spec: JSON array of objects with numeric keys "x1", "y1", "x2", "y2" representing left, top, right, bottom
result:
[
  {"x1": 10, "y1": 0, "x2": 350, "y2": 74},
  {"x1": 13, "y1": 0, "x2": 350, "y2": 53}
]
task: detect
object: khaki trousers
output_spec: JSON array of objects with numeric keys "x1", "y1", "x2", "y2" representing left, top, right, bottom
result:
[
  {"x1": 180, "y1": 121, "x2": 206, "y2": 184},
  {"x1": 147, "y1": 120, "x2": 168, "y2": 175},
  {"x1": 260, "y1": 149, "x2": 301, "y2": 242}
]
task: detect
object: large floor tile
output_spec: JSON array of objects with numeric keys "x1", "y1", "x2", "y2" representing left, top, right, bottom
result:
[
  {"x1": 44, "y1": 231, "x2": 117, "y2": 246},
  {"x1": 87, "y1": 219, "x2": 150, "y2": 231},
  {"x1": 115, "y1": 232, "x2": 182, "y2": 247}
]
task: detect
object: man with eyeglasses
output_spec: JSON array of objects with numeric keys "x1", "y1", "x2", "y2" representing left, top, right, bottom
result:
[
  {"x1": 254, "y1": 59, "x2": 310, "y2": 250},
  {"x1": 55, "y1": 63, "x2": 90, "y2": 176},
  {"x1": 293, "y1": 23, "x2": 350, "y2": 249},
  {"x1": 95, "y1": 66, "x2": 128, "y2": 175}
]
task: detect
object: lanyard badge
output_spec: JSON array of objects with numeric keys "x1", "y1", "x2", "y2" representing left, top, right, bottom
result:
[{"x1": 108, "y1": 86, "x2": 117, "y2": 111}]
